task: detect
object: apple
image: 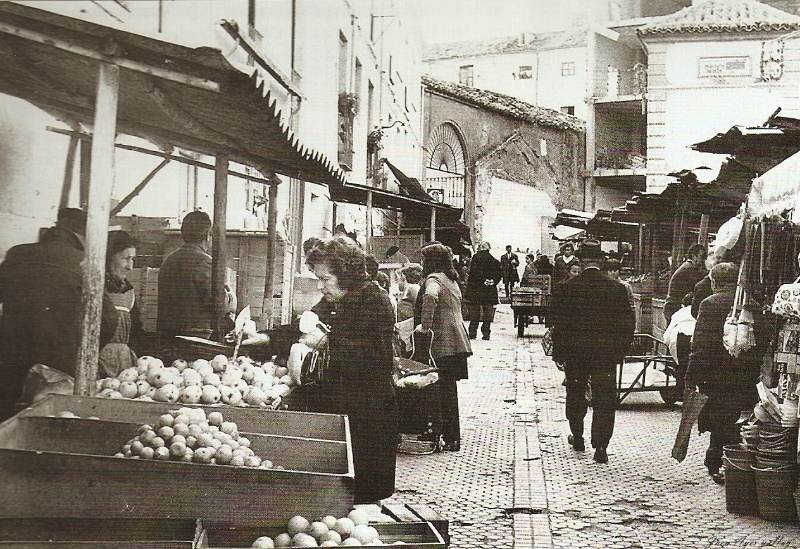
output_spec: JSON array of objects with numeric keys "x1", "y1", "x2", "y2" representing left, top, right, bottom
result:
[
  {"x1": 251, "y1": 536, "x2": 275, "y2": 549},
  {"x1": 139, "y1": 446, "x2": 155, "y2": 460},
  {"x1": 107, "y1": 391, "x2": 123, "y2": 399},
  {"x1": 117, "y1": 381, "x2": 137, "y2": 399},
  {"x1": 193, "y1": 447, "x2": 215, "y2": 464},
  {"x1": 146, "y1": 386, "x2": 158, "y2": 399},
  {"x1": 101, "y1": 377, "x2": 120, "y2": 391},
  {"x1": 211, "y1": 354, "x2": 229, "y2": 372},
  {"x1": 201, "y1": 385, "x2": 222, "y2": 404},
  {"x1": 179, "y1": 385, "x2": 202, "y2": 404},
  {"x1": 207, "y1": 411, "x2": 224, "y2": 426},
  {"x1": 152, "y1": 369, "x2": 177, "y2": 388},
  {"x1": 215, "y1": 444, "x2": 233, "y2": 465},
  {"x1": 341, "y1": 538, "x2": 362, "y2": 546},
  {"x1": 118, "y1": 367, "x2": 139, "y2": 383},
  {"x1": 137, "y1": 355, "x2": 156, "y2": 372},
  {"x1": 182, "y1": 369, "x2": 203, "y2": 386},
  {"x1": 321, "y1": 516, "x2": 338, "y2": 530},
  {"x1": 349, "y1": 524, "x2": 377, "y2": 544},
  {"x1": 245, "y1": 387, "x2": 267, "y2": 406},
  {"x1": 154, "y1": 384, "x2": 180, "y2": 403},
  {"x1": 333, "y1": 518, "x2": 355, "y2": 537},
  {"x1": 309, "y1": 522, "x2": 329, "y2": 540},
  {"x1": 136, "y1": 379, "x2": 151, "y2": 396},
  {"x1": 172, "y1": 359, "x2": 189, "y2": 372},
  {"x1": 287, "y1": 516, "x2": 311, "y2": 537},
  {"x1": 291, "y1": 533, "x2": 318, "y2": 548},
  {"x1": 203, "y1": 373, "x2": 222, "y2": 387},
  {"x1": 273, "y1": 533, "x2": 292, "y2": 548},
  {"x1": 348, "y1": 508, "x2": 369, "y2": 526},
  {"x1": 230, "y1": 454, "x2": 246, "y2": 467},
  {"x1": 319, "y1": 530, "x2": 341, "y2": 545},
  {"x1": 192, "y1": 359, "x2": 213, "y2": 377}
]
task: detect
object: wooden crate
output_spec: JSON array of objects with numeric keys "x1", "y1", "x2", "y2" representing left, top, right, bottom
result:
[
  {"x1": 383, "y1": 503, "x2": 449, "y2": 546},
  {"x1": 0, "y1": 406, "x2": 354, "y2": 527},
  {"x1": 516, "y1": 275, "x2": 551, "y2": 295},
  {"x1": 199, "y1": 520, "x2": 445, "y2": 548},
  {"x1": 511, "y1": 293, "x2": 550, "y2": 308}
]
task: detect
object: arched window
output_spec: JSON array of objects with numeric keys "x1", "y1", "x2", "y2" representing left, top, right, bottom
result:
[{"x1": 425, "y1": 123, "x2": 466, "y2": 208}]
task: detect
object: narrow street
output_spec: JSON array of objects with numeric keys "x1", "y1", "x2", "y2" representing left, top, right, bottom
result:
[{"x1": 387, "y1": 305, "x2": 800, "y2": 549}]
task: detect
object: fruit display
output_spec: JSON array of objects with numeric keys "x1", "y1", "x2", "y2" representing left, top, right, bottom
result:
[
  {"x1": 115, "y1": 407, "x2": 278, "y2": 469},
  {"x1": 250, "y1": 509, "x2": 409, "y2": 547},
  {"x1": 96, "y1": 354, "x2": 294, "y2": 408}
]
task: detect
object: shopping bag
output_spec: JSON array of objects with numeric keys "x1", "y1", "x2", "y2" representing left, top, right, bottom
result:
[
  {"x1": 671, "y1": 389, "x2": 709, "y2": 462},
  {"x1": 542, "y1": 327, "x2": 554, "y2": 356},
  {"x1": 300, "y1": 334, "x2": 328, "y2": 386},
  {"x1": 393, "y1": 330, "x2": 438, "y2": 389}
]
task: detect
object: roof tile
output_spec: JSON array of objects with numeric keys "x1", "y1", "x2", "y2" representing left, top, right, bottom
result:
[
  {"x1": 422, "y1": 75, "x2": 585, "y2": 133},
  {"x1": 639, "y1": 0, "x2": 800, "y2": 35},
  {"x1": 424, "y1": 28, "x2": 588, "y2": 61}
]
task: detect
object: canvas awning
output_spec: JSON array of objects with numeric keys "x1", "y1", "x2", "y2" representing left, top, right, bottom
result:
[
  {"x1": 0, "y1": 2, "x2": 345, "y2": 186},
  {"x1": 748, "y1": 149, "x2": 800, "y2": 220},
  {"x1": 553, "y1": 209, "x2": 637, "y2": 240}
]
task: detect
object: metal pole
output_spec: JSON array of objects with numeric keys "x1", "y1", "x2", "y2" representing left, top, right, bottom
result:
[
  {"x1": 75, "y1": 62, "x2": 119, "y2": 396},
  {"x1": 366, "y1": 190, "x2": 373, "y2": 252},
  {"x1": 59, "y1": 135, "x2": 80, "y2": 209},
  {"x1": 430, "y1": 206, "x2": 436, "y2": 242},
  {"x1": 262, "y1": 181, "x2": 279, "y2": 329},
  {"x1": 211, "y1": 156, "x2": 228, "y2": 340}
]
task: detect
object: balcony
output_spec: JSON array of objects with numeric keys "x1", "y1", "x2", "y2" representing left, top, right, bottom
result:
[
  {"x1": 594, "y1": 63, "x2": 647, "y2": 103},
  {"x1": 594, "y1": 147, "x2": 647, "y2": 180},
  {"x1": 423, "y1": 174, "x2": 465, "y2": 210}
]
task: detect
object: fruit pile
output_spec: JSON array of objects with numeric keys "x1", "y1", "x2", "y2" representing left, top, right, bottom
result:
[
  {"x1": 115, "y1": 407, "x2": 277, "y2": 468},
  {"x1": 251, "y1": 509, "x2": 405, "y2": 547},
  {"x1": 96, "y1": 354, "x2": 293, "y2": 407}
]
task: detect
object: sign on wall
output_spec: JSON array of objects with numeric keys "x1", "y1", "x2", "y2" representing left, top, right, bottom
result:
[{"x1": 698, "y1": 56, "x2": 751, "y2": 78}]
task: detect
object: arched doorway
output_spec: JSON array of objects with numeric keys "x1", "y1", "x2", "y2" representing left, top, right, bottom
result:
[{"x1": 425, "y1": 123, "x2": 466, "y2": 209}]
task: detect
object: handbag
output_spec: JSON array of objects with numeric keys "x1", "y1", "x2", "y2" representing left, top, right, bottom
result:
[
  {"x1": 393, "y1": 330, "x2": 439, "y2": 389},
  {"x1": 542, "y1": 327, "x2": 554, "y2": 356},
  {"x1": 300, "y1": 334, "x2": 329, "y2": 386},
  {"x1": 671, "y1": 389, "x2": 709, "y2": 462},
  {"x1": 771, "y1": 275, "x2": 800, "y2": 321}
]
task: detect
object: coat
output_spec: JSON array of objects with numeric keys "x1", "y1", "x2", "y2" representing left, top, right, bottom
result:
[
  {"x1": 312, "y1": 281, "x2": 398, "y2": 503},
  {"x1": 687, "y1": 288, "x2": 764, "y2": 433},
  {"x1": 664, "y1": 260, "x2": 707, "y2": 321},
  {"x1": 552, "y1": 254, "x2": 579, "y2": 283},
  {"x1": 157, "y1": 243, "x2": 216, "y2": 339},
  {"x1": 464, "y1": 250, "x2": 502, "y2": 304},
  {"x1": 0, "y1": 227, "x2": 118, "y2": 408},
  {"x1": 415, "y1": 273, "x2": 472, "y2": 378},
  {"x1": 550, "y1": 267, "x2": 635, "y2": 366},
  {"x1": 500, "y1": 252, "x2": 520, "y2": 283}
]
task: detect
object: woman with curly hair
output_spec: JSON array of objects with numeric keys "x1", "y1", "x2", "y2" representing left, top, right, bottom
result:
[
  {"x1": 305, "y1": 235, "x2": 398, "y2": 504},
  {"x1": 415, "y1": 243, "x2": 473, "y2": 451}
]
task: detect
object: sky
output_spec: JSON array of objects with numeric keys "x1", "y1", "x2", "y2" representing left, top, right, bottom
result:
[{"x1": 410, "y1": 0, "x2": 586, "y2": 46}]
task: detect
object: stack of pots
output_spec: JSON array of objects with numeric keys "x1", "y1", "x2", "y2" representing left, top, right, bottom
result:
[
  {"x1": 722, "y1": 443, "x2": 758, "y2": 515},
  {"x1": 751, "y1": 424, "x2": 798, "y2": 522}
]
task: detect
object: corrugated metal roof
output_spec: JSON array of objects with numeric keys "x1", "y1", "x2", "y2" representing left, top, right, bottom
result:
[
  {"x1": 422, "y1": 75, "x2": 586, "y2": 133},
  {"x1": 0, "y1": 2, "x2": 345, "y2": 186},
  {"x1": 639, "y1": 0, "x2": 800, "y2": 36},
  {"x1": 423, "y1": 28, "x2": 588, "y2": 61}
]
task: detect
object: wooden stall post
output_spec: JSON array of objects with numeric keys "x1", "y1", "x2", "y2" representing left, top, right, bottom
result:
[
  {"x1": 75, "y1": 62, "x2": 119, "y2": 396},
  {"x1": 366, "y1": 189, "x2": 373, "y2": 253},
  {"x1": 59, "y1": 135, "x2": 80, "y2": 209},
  {"x1": 430, "y1": 206, "x2": 436, "y2": 243},
  {"x1": 212, "y1": 156, "x2": 229, "y2": 340},
  {"x1": 261, "y1": 180, "x2": 279, "y2": 330},
  {"x1": 698, "y1": 213, "x2": 710, "y2": 245}
]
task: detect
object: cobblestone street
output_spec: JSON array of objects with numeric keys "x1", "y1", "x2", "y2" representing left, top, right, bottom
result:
[{"x1": 388, "y1": 304, "x2": 800, "y2": 548}]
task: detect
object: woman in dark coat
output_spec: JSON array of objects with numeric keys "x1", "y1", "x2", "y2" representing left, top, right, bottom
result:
[
  {"x1": 415, "y1": 243, "x2": 473, "y2": 451},
  {"x1": 306, "y1": 236, "x2": 398, "y2": 504}
]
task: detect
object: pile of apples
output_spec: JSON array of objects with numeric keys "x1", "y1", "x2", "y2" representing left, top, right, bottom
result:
[
  {"x1": 251, "y1": 509, "x2": 406, "y2": 547},
  {"x1": 96, "y1": 354, "x2": 294, "y2": 408},
  {"x1": 115, "y1": 407, "x2": 276, "y2": 468}
]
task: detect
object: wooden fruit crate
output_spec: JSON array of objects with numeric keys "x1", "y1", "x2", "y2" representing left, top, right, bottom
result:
[
  {"x1": 511, "y1": 293, "x2": 550, "y2": 308},
  {"x1": 198, "y1": 520, "x2": 445, "y2": 548},
  {"x1": 0, "y1": 518, "x2": 200, "y2": 548},
  {"x1": 15, "y1": 394, "x2": 348, "y2": 441},
  {"x1": 0, "y1": 409, "x2": 353, "y2": 527}
]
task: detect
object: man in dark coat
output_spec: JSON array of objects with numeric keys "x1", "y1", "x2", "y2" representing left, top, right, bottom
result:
[
  {"x1": 664, "y1": 243, "x2": 707, "y2": 323},
  {"x1": 551, "y1": 240, "x2": 635, "y2": 464},
  {"x1": 158, "y1": 211, "x2": 224, "y2": 357},
  {"x1": 500, "y1": 245, "x2": 520, "y2": 298},
  {"x1": 686, "y1": 262, "x2": 763, "y2": 484},
  {"x1": 0, "y1": 208, "x2": 118, "y2": 420},
  {"x1": 464, "y1": 241, "x2": 503, "y2": 340}
]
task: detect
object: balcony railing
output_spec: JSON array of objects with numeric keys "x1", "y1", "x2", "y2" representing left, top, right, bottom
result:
[{"x1": 424, "y1": 175, "x2": 465, "y2": 209}]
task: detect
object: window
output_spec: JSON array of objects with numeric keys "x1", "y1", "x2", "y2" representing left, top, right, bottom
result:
[
  {"x1": 561, "y1": 61, "x2": 575, "y2": 76},
  {"x1": 459, "y1": 65, "x2": 474, "y2": 87},
  {"x1": 518, "y1": 65, "x2": 533, "y2": 79},
  {"x1": 560, "y1": 106, "x2": 575, "y2": 115},
  {"x1": 338, "y1": 32, "x2": 348, "y2": 92}
]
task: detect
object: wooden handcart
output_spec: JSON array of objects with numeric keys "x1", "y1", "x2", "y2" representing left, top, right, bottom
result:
[
  {"x1": 512, "y1": 275, "x2": 551, "y2": 337},
  {"x1": 617, "y1": 333, "x2": 682, "y2": 405}
]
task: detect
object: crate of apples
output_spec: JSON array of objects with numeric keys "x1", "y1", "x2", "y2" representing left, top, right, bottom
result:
[
  {"x1": 96, "y1": 354, "x2": 293, "y2": 408},
  {"x1": 115, "y1": 407, "x2": 278, "y2": 469}
]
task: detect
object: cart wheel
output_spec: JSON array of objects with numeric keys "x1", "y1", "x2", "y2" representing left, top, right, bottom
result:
[
  {"x1": 659, "y1": 387, "x2": 681, "y2": 405},
  {"x1": 517, "y1": 316, "x2": 526, "y2": 337}
]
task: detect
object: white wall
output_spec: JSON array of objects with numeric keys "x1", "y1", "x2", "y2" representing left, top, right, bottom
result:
[{"x1": 480, "y1": 177, "x2": 557, "y2": 255}]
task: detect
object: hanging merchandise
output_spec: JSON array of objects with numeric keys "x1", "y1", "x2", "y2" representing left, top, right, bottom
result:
[
  {"x1": 771, "y1": 276, "x2": 800, "y2": 321},
  {"x1": 723, "y1": 222, "x2": 757, "y2": 358}
]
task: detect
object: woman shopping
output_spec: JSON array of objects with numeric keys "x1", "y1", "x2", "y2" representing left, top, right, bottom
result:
[
  {"x1": 99, "y1": 230, "x2": 143, "y2": 377},
  {"x1": 305, "y1": 236, "x2": 399, "y2": 504},
  {"x1": 415, "y1": 242, "x2": 473, "y2": 452}
]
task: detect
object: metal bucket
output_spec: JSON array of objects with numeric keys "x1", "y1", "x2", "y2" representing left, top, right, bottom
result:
[{"x1": 753, "y1": 464, "x2": 799, "y2": 522}]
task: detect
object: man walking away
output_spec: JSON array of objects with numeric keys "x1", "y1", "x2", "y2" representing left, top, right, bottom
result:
[
  {"x1": 500, "y1": 245, "x2": 520, "y2": 299},
  {"x1": 664, "y1": 244, "x2": 707, "y2": 324},
  {"x1": 551, "y1": 240, "x2": 635, "y2": 463},
  {"x1": 464, "y1": 242, "x2": 502, "y2": 341}
]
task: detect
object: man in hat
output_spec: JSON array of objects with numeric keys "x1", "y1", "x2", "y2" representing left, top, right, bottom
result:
[
  {"x1": 464, "y1": 241, "x2": 503, "y2": 340},
  {"x1": 0, "y1": 208, "x2": 118, "y2": 421},
  {"x1": 551, "y1": 240, "x2": 635, "y2": 463}
]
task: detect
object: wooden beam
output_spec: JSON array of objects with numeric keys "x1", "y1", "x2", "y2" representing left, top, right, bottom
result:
[
  {"x1": 45, "y1": 127, "x2": 280, "y2": 186},
  {"x1": 59, "y1": 135, "x2": 80, "y2": 209},
  {"x1": 261, "y1": 182, "x2": 280, "y2": 330},
  {"x1": 698, "y1": 213, "x2": 710, "y2": 245},
  {"x1": 430, "y1": 207, "x2": 436, "y2": 242},
  {"x1": 75, "y1": 62, "x2": 119, "y2": 396},
  {"x1": 110, "y1": 158, "x2": 171, "y2": 216},
  {"x1": 211, "y1": 156, "x2": 229, "y2": 340},
  {"x1": 79, "y1": 138, "x2": 91, "y2": 210},
  {"x1": 366, "y1": 190, "x2": 373, "y2": 253}
]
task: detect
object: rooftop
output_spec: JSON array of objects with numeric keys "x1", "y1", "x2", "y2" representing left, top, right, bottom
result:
[
  {"x1": 423, "y1": 28, "x2": 588, "y2": 61},
  {"x1": 422, "y1": 76, "x2": 585, "y2": 133},
  {"x1": 639, "y1": 0, "x2": 800, "y2": 35}
]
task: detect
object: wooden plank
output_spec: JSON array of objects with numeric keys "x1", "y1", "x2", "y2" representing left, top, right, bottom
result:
[
  {"x1": 261, "y1": 183, "x2": 279, "y2": 330},
  {"x1": 405, "y1": 504, "x2": 449, "y2": 546},
  {"x1": 75, "y1": 62, "x2": 119, "y2": 396},
  {"x1": 212, "y1": 157, "x2": 229, "y2": 340}
]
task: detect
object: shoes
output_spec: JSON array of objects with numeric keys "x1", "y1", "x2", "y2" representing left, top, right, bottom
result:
[
  {"x1": 709, "y1": 469, "x2": 725, "y2": 485},
  {"x1": 482, "y1": 335, "x2": 490, "y2": 341},
  {"x1": 442, "y1": 440, "x2": 461, "y2": 452},
  {"x1": 593, "y1": 447, "x2": 608, "y2": 463},
  {"x1": 567, "y1": 434, "x2": 585, "y2": 452},
  {"x1": 468, "y1": 333, "x2": 477, "y2": 340}
]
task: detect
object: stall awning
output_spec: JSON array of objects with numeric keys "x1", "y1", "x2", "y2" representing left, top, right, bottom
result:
[
  {"x1": 749, "y1": 149, "x2": 800, "y2": 220},
  {"x1": 383, "y1": 159, "x2": 434, "y2": 202},
  {"x1": 0, "y1": 2, "x2": 345, "y2": 186},
  {"x1": 328, "y1": 181, "x2": 464, "y2": 224},
  {"x1": 553, "y1": 209, "x2": 637, "y2": 240}
]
